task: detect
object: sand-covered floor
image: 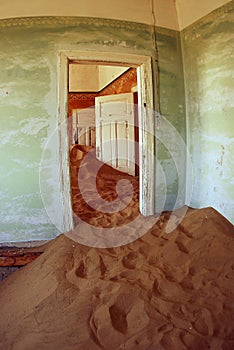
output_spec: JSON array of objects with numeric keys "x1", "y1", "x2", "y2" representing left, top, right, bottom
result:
[
  {"x1": 0, "y1": 146, "x2": 233, "y2": 350},
  {"x1": 69, "y1": 145, "x2": 140, "y2": 229},
  {"x1": 0, "y1": 208, "x2": 233, "y2": 349}
]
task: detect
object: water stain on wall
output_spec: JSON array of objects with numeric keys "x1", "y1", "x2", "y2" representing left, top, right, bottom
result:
[
  {"x1": 0, "y1": 17, "x2": 186, "y2": 242},
  {"x1": 181, "y1": 1, "x2": 234, "y2": 223}
]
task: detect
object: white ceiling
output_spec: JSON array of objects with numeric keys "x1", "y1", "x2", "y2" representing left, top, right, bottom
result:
[
  {"x1": 175, "y1": 0, "x2": 231, "y2": 29},
  {"x1": 69, "y1": 64, "x2": 129, "y2": 92},
  {"x1": 0, "y1": 0, "x2": 231, "y2": 30}
]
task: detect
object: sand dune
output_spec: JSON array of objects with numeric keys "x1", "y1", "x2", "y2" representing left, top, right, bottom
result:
[
  {"x1": 0, "y1": 145, "x2": 233, "y2": 349},
  {"x1": 0, "y1": 209, "x2": 233, "y2": 349}
]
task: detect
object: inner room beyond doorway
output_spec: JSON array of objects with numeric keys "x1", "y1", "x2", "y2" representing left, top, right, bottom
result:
[{"x1": 68, "y1": 63, "x2": 140, "y2": 226}]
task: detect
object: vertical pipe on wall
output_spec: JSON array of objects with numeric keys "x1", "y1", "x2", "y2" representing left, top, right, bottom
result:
[{"x1": 149, "y1": 0, "x2": 161, "y2": 126}]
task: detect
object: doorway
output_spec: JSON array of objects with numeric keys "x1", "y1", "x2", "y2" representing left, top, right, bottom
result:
[
  {"x1": 58, "y1": 51, "x2": 155, "y2": 231},
  {"x1": 69, "y1": 64, "x2": 138, "y2": 175}
]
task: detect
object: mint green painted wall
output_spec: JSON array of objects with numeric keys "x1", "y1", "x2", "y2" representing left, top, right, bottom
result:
[
  {"x1": 0, "y1": 17, "x2": 186, "y2": 242},
  {"x1": 155, "y1": 27, "x2": 186, "y2": 212},
  {"x1": 181, "y1": 2, "x2": 234, "y2": 224}
]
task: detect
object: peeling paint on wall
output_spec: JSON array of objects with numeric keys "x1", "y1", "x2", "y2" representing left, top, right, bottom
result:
[
  {"x1": 0, "y1": 17, "x2": 186, "y2": 242},
  {"x1": 181, "y1": 1, "x2": 234, "y2": 224},
  {"x1": 155, "y1": 27, "x2": 187, "y2": 212}
]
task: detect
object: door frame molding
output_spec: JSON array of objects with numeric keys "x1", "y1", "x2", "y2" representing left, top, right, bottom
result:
[{"x1": 58, "y1": 50, "x2": 155, "y2": 231}]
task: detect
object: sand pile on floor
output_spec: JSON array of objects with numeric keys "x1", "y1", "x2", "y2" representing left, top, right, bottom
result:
[
  {"x1": 0, "y1": 207, "x2": 233, "y2": 350},
  {"x1": 70, "y1": 145, "x2": 140, "y2": 228}
]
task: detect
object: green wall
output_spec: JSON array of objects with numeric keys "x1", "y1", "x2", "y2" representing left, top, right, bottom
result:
[
  {"x1": 1, "y1": 3, "x2": 233, "y2": 244},
  {"x1": 155, "y1": 27, "x2": 186, "y2": 212},
  {"x1": 181, "y1": 1, "x2": 234, "y2": 224},
  {"x1": 0, "y1": 17, "x2": 185, "y2": 242}
]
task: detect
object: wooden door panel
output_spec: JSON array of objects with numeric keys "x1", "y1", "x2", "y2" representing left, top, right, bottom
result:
[
  {"x1": 72, "y1": 108, "x2": 95, "y2": 146},
  {"x1": 95, "y1": 93, "x2": 135, "y2": 175}
]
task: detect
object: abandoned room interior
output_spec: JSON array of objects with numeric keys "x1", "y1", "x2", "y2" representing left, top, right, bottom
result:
[{"x1": 0, "y1": 0, "x2": 233, "y2": 349}]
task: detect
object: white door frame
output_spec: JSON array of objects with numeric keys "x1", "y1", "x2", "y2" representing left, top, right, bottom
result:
[{"x1": 58, "y1": 50, "x2": 155, "y2": 231}]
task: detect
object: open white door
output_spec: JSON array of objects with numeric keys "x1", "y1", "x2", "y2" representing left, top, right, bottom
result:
[{"x1": 95, "y1": 92, "x2": 135, "y2": 176}]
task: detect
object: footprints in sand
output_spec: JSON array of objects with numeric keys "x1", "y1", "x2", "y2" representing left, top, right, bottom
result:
[
  {"x1": 91, "y1": 293, "x2": 150, "y2": 348},
  {"x1": 192, "y1": 308, "x2": 213, "y2": 337},
  {"x1": 74, "y1": 250, "x2": 142, "y2": 281},
  {"x1": 0, "y1": 204, "x2": 234, "y2": 350},
  {"x1": 75, "y1": 260, "x2": 86, "y2": 278},
  {"x1": 75, "y1": 254, "x2": 108, "y2": 279},
  {"x1": 109, "y1": 303, "x2": 128, "y2": 334},
  {"x1": 99, "y1": 256, "x2": 108, "y2": 276},
  {"x1": 122, "y1": 252, "x2": 138, "y2": 269},
  {"x1": 64, "y1": 205, "x2": 234, "y2": 349}
]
